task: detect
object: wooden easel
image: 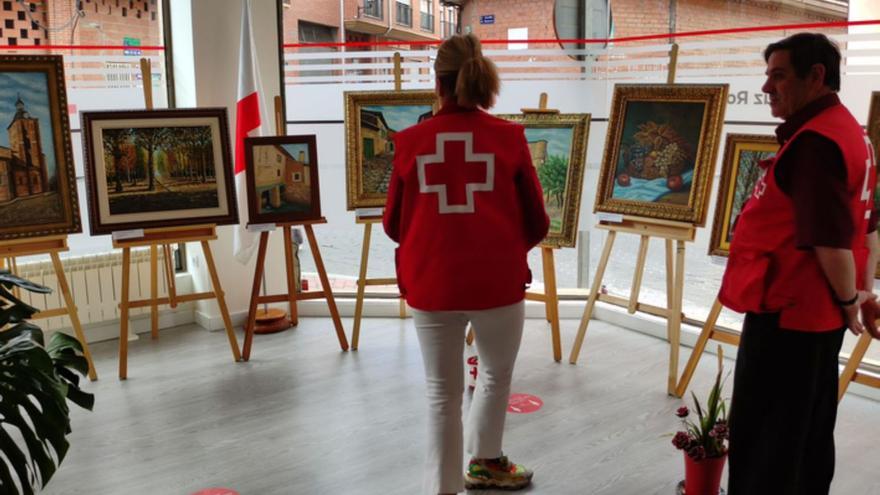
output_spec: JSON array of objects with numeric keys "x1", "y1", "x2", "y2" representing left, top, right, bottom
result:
[
  {"x1": 350, "y1": 52, "x2": 409, "y2": 350},
  {"x1": 568, "y1": 216, "x2": 694, "y2": 396},
  {"x1": 0, "y1": 236, "x2": 98, "y2": 381},
  {"x1": 838, "y1": 332, "x2": 879, "y2": 400},
  {"x1": 240, "y1": 96, "x2": 349, "y2": 360},
  {"x1": 464, "y1": 93, "x2": 562, "y2": 362},
  {"x1": 672, "y1": 298, "x2": 739, "y2": 397},
  {"x1": 114, "y1": 224, "x2": 241, "y2": 379}
]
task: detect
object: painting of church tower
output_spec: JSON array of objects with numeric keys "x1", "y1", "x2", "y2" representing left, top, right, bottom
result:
[{"x1": 0, "y1": 95, "x2": 50, "y2": 203}]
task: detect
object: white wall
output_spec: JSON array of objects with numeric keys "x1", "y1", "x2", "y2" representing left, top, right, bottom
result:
[{"x1": 181, "y1": 0, "x2": 284, "y2": 328}]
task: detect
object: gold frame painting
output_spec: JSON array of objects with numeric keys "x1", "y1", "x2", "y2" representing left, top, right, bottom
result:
[
  {"x1": 344, "y1": 90, "x2": 437, "y2": 210},
  {"x1": 595, "y1": 84, "x2": 728, "y2": 225},
  {"x1": 867, "y1": 91, "x2": 879, "y2": 277},
  {"x1": 497, "y1": 112, "x2": 591, "y2": 248},
  {"x1": 708, "y1": 134, "x2": 779, "y2": 257},
  {"x1": 0, "y1": 55, "x2": 80, "y2": 240}
]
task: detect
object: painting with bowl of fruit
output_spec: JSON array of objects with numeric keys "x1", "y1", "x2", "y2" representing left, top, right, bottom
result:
[{"x1": 595, "y1": 84, "x2": 728, "y2": 226}]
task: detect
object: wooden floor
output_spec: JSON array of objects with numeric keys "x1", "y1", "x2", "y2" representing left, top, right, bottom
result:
[{"x1": 43, "y1": 316, "x2": 880, "y2": 495}]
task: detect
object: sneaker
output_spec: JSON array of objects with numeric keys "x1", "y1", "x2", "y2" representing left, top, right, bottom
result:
[{"x1": 464, "y1": 454, "x2": 534, "y2": 490}]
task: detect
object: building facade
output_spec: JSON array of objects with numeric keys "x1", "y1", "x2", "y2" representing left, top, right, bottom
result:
[{"x1": 0, "y1": 96, "x2": 49, "y2": 203}]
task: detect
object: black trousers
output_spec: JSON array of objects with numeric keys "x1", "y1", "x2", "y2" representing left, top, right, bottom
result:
[{"x1": 727, "y1": 312, "x2": 845, "y2": 495}]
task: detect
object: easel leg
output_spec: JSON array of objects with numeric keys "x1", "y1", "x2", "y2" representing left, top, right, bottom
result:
[
  {"x1": 51, "y1": 252, "x2": 98, "y2": 381},
  {"x1": 119, "y1": 247, "x2": 132, "y2": 380},
  {"x1": 242, "y1": 232, "x2": 269, "y2": 361},
  {"x1": 163, "y1": 244, "x2": 177, "y2": 308},
  {"x1": 201, "y1": 240, "x2": 242, "y2": 362},
  {"x1": 838, "y1": 331, "x2": 872, "y2": 401},
  {"x1": 665, "y1": 239, "x2": 674, "y2": 310},
  {"x1": 352, "y1": 222, "x2": 373, "y2": 350},
  {"x1": 283, "y1": 227, "x2": 300, "y2": 326},
  {"x1": 541, "y1": 247, "x2": 562, "y2": 362},
  {"x1": 569, "y1": 230, "x2": 616, "y2": 364},
  {"x1": 629, "y1": 235, "x2": 650, "y2": 314},
  {"x1": 674, "y1": 297, "x2": 723, "y2": 397},
  {"x1": 150, "y1": 244, "x2": 159, "y2": 339},
  {"x1": 305, "y1": 225, "x2": 349, "y2": 351},
  {"x1": 667, "y1": 240, "x2": 686, "y2": 395}
]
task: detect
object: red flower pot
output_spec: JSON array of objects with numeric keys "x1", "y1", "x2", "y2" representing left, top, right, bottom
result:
[{"x1": 684, "y1": 453, "x2": 726, "y2": 495}]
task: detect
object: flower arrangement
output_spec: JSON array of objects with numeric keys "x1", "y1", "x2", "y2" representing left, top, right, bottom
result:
[{"x1": 672, "y1": 347, "x2": 729, "y2": 461}]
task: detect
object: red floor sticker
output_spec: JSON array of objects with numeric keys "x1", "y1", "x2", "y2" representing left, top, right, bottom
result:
[
  {"x1": 191, "y1": 489, "x2": 239, "y2": 495},
  {"x1": 507, "y1": 393, "x2": 543, "y2": 414}
]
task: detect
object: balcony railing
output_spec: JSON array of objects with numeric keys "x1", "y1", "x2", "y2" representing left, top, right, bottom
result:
[
  {"x1": 420, "y1": 12, "x2": 434, "y2": 32},
  {"x1": 396, "y1": 2, "x2": 412, "y2": 27},
  {"x1": 361, "y1": 0, "x2": 383, "y2": 19}
]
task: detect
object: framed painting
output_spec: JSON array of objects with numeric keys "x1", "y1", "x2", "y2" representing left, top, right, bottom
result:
[
  {"x1": 708, "y1": 134, "x2": 779, "y2": 257},
  {"x1": 244, "y1": 135, "x2": 321, "y2": 225},
  {"x1": 868, "y1": 92, "x2": 880, "y2": 277},
  {"x1": 344, "y1": 90, "x2": 436, "y2": 210},
  {"x1": 496, "y1": 112, "x2": 591, "y2": 248},
  {"x1": 595, "y1": 84, "x2": 728, "y2": 225},
  {"x1": 0, "y1": 55, "x2": 80, "y2": 241},
  {"x1": 81, "y1": 108, "x2": 237, "y2": 235}
]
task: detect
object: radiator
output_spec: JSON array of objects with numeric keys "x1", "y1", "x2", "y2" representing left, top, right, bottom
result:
[{"x1": 14, "y1": 249, "x2": 171, "y2": 331}]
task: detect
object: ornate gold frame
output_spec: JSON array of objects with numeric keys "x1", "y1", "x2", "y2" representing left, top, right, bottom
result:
[
  {"x1": 594, "y1": 84, "x2": 728, "y2": 226},
  {"x1": 0, "y1": 55, "x2": 80, "y2": 240},
  {"x1": 496, "y1": 112, "x2": 591, "y2": 248},
  {"x1": 867, "y1": 91, "x2": 879, "y2": 278},
  {"x1": 708, "y1": 134, "x2": 779, "y2": 257},
  {"x1": 343, "y1": 90, "x2": 437, "y2": 210}
]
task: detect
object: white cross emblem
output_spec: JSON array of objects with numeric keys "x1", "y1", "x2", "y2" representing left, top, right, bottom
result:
[{"x1": 416, "y1": 132, "x2": 495, "y2": 214}]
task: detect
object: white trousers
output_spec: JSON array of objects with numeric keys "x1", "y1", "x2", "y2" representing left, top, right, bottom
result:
[{"x1": 411, "y1": 301, "x2": 525, "y2": 495}]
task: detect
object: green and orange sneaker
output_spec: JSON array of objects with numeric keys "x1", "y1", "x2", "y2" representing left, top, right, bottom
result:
[{"x1": 464, "y1": 454, "x2": 534, "y2": 490}]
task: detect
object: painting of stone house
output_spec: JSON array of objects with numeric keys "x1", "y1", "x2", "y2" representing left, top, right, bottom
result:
[
  {"x1": 245, "y1": 135, "x2": 322, "y2": 224},
  {"x1": 0, "y1": 95, "x2": 51, "y2": 203}
]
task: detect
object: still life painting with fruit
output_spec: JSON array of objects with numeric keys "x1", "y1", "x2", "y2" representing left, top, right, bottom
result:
[{"x1": 612, "y1": 101, "x2": 706, "y2": 206}]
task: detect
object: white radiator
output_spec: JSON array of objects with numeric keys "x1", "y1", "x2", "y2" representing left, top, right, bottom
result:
[{"x1": 14, "y1": 249, "x2": 171, "y2": 331}]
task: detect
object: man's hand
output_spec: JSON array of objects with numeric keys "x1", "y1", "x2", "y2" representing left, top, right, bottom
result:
[
  {"x1": 845, "y1": 291, "x2": 879, "y2": 336},
  {"x1": 859, "y1": 293, "x2": 880, "y2": 339}
]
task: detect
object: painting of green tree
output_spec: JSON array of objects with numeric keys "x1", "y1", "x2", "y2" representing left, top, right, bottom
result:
[{"x1": 525, "y1": 127, "x2": 574, "y2": 233}]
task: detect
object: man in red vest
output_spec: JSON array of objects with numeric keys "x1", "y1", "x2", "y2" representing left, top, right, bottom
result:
[{"x1": 719, "y1": 33, "x2": 879, "y2": 494}]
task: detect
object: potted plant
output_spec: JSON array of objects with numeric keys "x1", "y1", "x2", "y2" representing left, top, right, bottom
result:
[
  {"x1": 672, "y1": 347, "x2": 729, "y2": 495},
  {"x1": 0, "y1": 270, "x2": 94, "y2": 494}
]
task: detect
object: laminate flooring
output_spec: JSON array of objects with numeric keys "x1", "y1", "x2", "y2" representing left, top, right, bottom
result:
[{"x1": 42, "y1": 316, "x2": 880, "y2": 495}]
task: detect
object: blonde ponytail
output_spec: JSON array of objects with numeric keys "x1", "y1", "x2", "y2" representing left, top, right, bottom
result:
[{"x1": 435, "y1": 34, "x2": 500, "y2": 109}]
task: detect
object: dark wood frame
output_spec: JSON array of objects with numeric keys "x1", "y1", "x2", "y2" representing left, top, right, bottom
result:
[
  {"x1": 0, "y1": 55, "x2": 81, "y2": 241},
  {"x1": 244, "y1": 135, "x2": 321, "y2": 225},
  {"x1": 594, "y1": 84, "x2": 728, "y2": 226},
  {"x1": 81, "y1": 108, "x2": 238, "y2": 235},
  {"x1": 708, "y1": 133, "x2": 779, "y2": 257}
]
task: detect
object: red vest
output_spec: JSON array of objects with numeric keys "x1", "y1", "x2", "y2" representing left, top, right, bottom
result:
[
  {"x1": 383, "y1": 105, "x2": 550, "y2": 311},
  {"x1": 719, "y1": 103, "x2": 876, "y2": 331}
]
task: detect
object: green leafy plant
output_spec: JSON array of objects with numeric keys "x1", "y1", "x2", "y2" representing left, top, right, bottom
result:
[
  {"x1": 672, "y1": 346, "x2": 729, "y2": 460},
  {"x1": 0, "y1": 270, "x2": 94, "y2": 494}
]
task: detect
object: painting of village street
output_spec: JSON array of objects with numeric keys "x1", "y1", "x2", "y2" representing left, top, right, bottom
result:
[
  {"x1": 101, "y1": 125, "x2": 220, "y2": 215},
  {"x1": 359, "y1": 104, "x2": 433, "y2": 194},
  {"x1": 344, "y1": 90, "x2": 436, "y2": 209},
  {"x1": 0, "y1": 71, "x2": 66, "y2": 233},
  {"x1": 246, "y1": 135, "x2": 321, "y2": 224}
]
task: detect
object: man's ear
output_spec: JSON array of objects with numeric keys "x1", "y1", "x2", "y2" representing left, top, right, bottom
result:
[{"x1": 809, "y1": 63, "x2": 827, "y2": 89}]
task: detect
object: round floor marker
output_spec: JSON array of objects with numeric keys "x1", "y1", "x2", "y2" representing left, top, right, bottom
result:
[
  {"x1": 191, "y1": 489, "x2": 240, "y2": 495},
  {"x1": 507, "y1": 393, "x2": 543, "y2": 414}
]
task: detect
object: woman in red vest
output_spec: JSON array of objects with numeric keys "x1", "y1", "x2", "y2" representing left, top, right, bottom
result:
[{"x1": 383, "y1": 34, "x2": 549, "y2": 494}]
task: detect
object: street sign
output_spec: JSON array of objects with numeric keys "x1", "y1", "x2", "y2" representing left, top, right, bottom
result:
[
  {"x1": 480, "y1": 14, "x2": 494, "y2": 25},
  {"x1": 123, "y1": 37, "x2": 141, "y2": 56}
]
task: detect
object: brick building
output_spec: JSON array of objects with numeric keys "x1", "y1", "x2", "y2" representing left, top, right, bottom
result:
[
  {"x1": 0, "y1": 0, "x2": 159, "y2": 49},
  {"x1": 0, "y1": 96, "x2": 49, "y2": 203}
]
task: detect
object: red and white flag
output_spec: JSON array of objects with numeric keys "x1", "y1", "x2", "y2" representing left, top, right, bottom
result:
[{"x1": 233, "y1": 0, "x2": 264, "y2": 264}]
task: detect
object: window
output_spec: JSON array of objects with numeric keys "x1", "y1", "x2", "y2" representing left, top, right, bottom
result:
[
  {"x1": 5, "y1": 20, "x2": 12, "y2": 29},
  {"x1": 362, "y1": 0, "x2": 383, "y2": 19},
  {"x1": 396, "y1": 0, "x2": 412, "y2": 27},
  {"x1": 16, "y1": 10, "x2": 24, "y2": 20},
  {"x1": 2, "y1": 2, "x2": 11, "y2": 11},
  {"x1": 297, "y1": 21, "x2": 338, "y2": 78},
  {"x1": 420, "y1": 0, "x2": 433, "y2": 32}
]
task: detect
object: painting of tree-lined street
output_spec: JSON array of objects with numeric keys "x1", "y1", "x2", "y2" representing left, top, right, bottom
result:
[{"x1": 101, "y1": 125, "x2": 219, "y2": 215}]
